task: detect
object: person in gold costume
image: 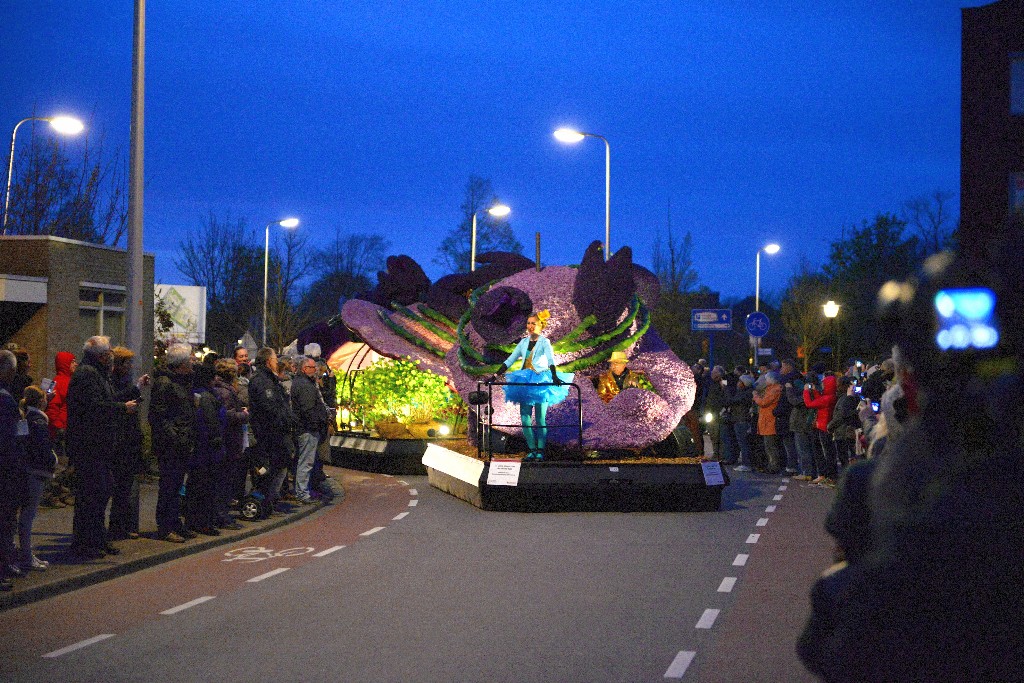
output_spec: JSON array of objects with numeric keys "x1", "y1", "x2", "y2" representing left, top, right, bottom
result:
[{"x1": 594, "y1": 351, "x2": 654, "y2": 403}]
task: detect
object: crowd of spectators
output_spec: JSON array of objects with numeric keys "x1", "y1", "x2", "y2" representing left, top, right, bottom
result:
[
  {"x1": 0, "y1": 337, "x2": 338, "y2": 590},
  {"x1": 691, "y1": 355, "x2": 900, "y2": 488}
]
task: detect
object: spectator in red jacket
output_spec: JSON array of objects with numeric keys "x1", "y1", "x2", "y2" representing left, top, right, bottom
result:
[
  {"x1": 804, "y1": 371, "x2": 838, "y2": 485},
  {"x1": 45, "y1": 352, "x2": 76, "y2": 453}
]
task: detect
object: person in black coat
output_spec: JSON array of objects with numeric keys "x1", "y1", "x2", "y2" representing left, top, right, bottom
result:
[
  {"x1": 149, "y1": 343, "x2": 196, "y2": 542},
  {"x1": 66, "y1": 336, "x2": 139, "y2": 559},
  {"x1": 0, "y1": 350, "x2": 27, "y2": 589},
  {"x1": 248, "y1": 348, "x2": 297, "y2": 511},
  {"x1": 16, "y1": 385, "x2": 56, "y2": 571},
  {"x1": 291, "y1": 356, "x2": 329, "y2": 504},
  {"x1": 210, "y1": 359, "x2": 248, "y2": 530},
  {"x1": 107, "y1": 347, "x2": 145, "y2": 540}
]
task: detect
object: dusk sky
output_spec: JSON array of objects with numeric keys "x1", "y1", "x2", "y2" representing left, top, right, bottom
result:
[{"x1": 2, "y1": 2, "x2": 977, "y2": 302}]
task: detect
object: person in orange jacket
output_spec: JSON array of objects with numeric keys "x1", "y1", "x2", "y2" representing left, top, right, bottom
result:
[{"x1": 753, "y1": 371, "x2": 783, "y2": 473}]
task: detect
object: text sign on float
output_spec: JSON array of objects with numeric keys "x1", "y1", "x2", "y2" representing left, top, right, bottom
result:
[{"x1": 486, "y1": 459, "x2": 522, "y2": 487}]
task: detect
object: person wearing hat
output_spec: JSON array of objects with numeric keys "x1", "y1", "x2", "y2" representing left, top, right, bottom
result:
[
  {"x1": 491, "y1": 310, "x2": 575, "y2": 461},
  {"x1": 593, "y1": 350, "x2": 654, "y2": 404}
]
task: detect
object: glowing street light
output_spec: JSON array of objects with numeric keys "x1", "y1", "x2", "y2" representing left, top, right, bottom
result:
[
  {"x1": 263, "y1": 217, "x2": 300, "y2": 346},
  {"x1": 471, "y1": 203, "x2": 510, "y2": 272},
  {"x1": 554, "y1": 127, "x2": 610, "y2": 260},
  {"x1": 823, "y1": 300, "x2": 841, "y2": 319},
  {"x1": 3, "y1": 115, "x2": 85, "y2": 233},
  {"x1": 751, "y1": 242, "x2": 780, "y2": 363}
]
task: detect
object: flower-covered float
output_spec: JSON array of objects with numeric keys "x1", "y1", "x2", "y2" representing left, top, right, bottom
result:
[
  {"x1": 330, "y1": 242, "x2": 727, "y2": 510},
  {"x1": 342, "y1": 241, "x2": 697, "y2": 455}
]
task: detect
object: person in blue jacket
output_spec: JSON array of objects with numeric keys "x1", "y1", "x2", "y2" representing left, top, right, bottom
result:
[{"x1": 491, "y1": 310, "x2": 574, "y2": 461}]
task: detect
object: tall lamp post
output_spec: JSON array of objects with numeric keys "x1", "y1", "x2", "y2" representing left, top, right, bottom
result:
[
  {"x1": 752, "y1": 242, "x2": 780, "y2": 362},
  {"x1": 470, "y1": 202, "x2": 510, "y2": 272},
  {"x1": 554, "y1": 127, "x2": 610, "y2": 260},
  {"x1": 4, "y1": 115, "x2": 85, "y2": 233},
  {"x1": 263, "y1": 217, "x2": 300, "y2": 347},
  {"x1": 823, "y1": 300, "x2": 841, "y2": 370}
]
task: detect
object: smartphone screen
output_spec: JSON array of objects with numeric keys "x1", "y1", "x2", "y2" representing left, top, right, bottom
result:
[
  {"x1": 870, "y1": 401, "x2": 880, "y2": 412},
  {"x1": 935, "y1": 288, "x2": 998, "y2": 350}
]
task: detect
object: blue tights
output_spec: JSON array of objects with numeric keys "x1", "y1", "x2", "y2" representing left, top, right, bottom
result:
[{"x1": 520, "y1": 403, "x2": 548, "y2": 452}]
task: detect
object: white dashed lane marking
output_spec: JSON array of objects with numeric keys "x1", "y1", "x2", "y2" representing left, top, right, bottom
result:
[
  {"x1": 247, "y1": 568, "x2": 290, "y2": 583},
  {"x1": 312, "y1": 545, "x2": 345, "y2": 557},
  {"x1": 43, "y1": 634, "x2": 115, "y2": 659},
  {"x1": 409, "y1": 488, "x2": 418, "y2": 496},
  {"x1": 773, "y1": 494, "x2": 783, "y2": 501},
  {"x1": 746, "y1": 533, "x2": 760, "y2": 544},
  {"x1": 160, "y1": 596, "x2": 215, "y2": 615},
  {"x1": 408, "y1": 499, "x2": 418, "y2": 507},
  {"x1": 733, "y1": 554, "x2": 749, "y2": 566},
  {"x1": 664, "y1": 651, "x2": 696, "y2": 678},
  {"x1": 392, "y1": 512, "x2": 409, "y2": 521},
  {"x1": 756, "y1": 518, "x2": 769, "y2": 527},
  {"x1": 695, "y1": 609, "x2": 720, "y2": 629},
  {"x1": 717, "y1": 577, "x2": 737, "y2": 593},
  {"x1": 360, "y1": 526, "x2": 385, "y2": 537},
  {"x1": 765, "y1": 505, "x2": 776, "y2": 512}
]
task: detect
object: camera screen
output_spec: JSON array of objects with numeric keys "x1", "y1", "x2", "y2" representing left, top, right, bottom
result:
[
  {"x1": 871, "y1": 401, "x2": 880, "y2": 412},
  {"x1": 934, "y1": 288, "x2": 999, "y2": 351}
]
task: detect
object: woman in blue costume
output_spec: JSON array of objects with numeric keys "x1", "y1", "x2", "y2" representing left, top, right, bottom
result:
[{"x1": 492, "y1": 310, "x2": 574, "y2": 461}]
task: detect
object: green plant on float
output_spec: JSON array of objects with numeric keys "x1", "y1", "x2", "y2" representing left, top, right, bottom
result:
[
  {"x1": 377, "y1": 309, "x2": 448, "y2": 358},
  {"x1": 347, "y1": 357, "x2": 464, "y2": 429}
]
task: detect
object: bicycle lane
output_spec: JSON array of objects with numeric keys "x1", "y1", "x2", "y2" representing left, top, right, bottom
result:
[{"x1": 0, "y1": 468, "x2": 418, "y2": 667}]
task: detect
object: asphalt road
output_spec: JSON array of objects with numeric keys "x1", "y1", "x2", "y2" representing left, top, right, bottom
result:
[{"x1": 0, "y1": 468, "x2": 834, "y2": 682}]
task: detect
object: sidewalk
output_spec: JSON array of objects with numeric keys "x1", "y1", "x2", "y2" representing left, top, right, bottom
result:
[{"x1": 1, "y1": 471, "x2": 343, "y2": 612}]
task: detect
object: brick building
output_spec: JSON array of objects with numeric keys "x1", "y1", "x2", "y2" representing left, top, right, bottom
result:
[
  {"x1": 961, "y1": 0, "x2": 1024, "y2": 262},
  {"x1": 0, "y1": 235, "x2": 154, "y2": 379}
]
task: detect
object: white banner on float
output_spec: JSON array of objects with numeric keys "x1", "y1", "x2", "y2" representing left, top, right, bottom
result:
[{"x1": 155, "y1": 284, "x2": 207, "y2": 344}]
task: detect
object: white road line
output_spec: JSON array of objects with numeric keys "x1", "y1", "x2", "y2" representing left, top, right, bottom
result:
[
  {"x1": 398, "y1": 480, "x2": 409, "y2": 485},
  {"x1": 392, "y1": 512, "x2": 409, "y2": 520},
  {"x1": 718, "y1": 577, "x2": 737, "y2": 593},
  {"x1": 313, "y1": 545, "x2": 345, "y2": 557},
  {"x1": 247, "y1": 568, "x2": 290, "y2": 583},
  {"x1": 695, "y1": 608, "x2": 721, "y2": 629},
  {"x1": 664, "y1": 650, "x2": 696, "y2": 678},
  {"x1": 773, "y1": 494, "x2": 783, "y2": 501},
  {"x1": 160, "y1": 596, "x2": 215, "y2": 615},
  {"x1": 756, "y1": 518, "x2": 769, "y2": 527},
  {"x1": 733, "y1": 553, "x2": 749, "y2": 566},
  {"x1": 408, "y1": 499, "x2": 418, "y2": 507},
  {"x1": 746, "y1": 533, "x2": 760, "y2": 544},
  {"x1": 409, "y1": 488, "x2": 418, "y2": 496},
  {"x1": 765, "y1": 505, "x2": 776, "y2": 512},
  {"x1": 360, "y1": 526, "x2": 385, "y2": 536},
  {"x1": 778, "y1": 485, "x2": 788, "y2": 491},
  {"x1": 43, "y1": 634, "x2": 115, "y2": 659}
]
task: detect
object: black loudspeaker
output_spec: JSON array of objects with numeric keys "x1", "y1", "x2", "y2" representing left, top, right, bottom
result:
[{"x1": 484, "y1": 428, "x2": 508, "y2": 453}]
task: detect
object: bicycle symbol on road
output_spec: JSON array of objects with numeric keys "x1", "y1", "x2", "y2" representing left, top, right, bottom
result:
[{"x1": 222, "y1": 546, "x2": 314, "y2": 563}]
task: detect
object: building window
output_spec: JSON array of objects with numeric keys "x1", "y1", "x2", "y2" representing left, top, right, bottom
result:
[
  {"x1": 1012, "y1": 53, "x2": 1024, "y2": 115},
  {"x1": 79, "y1": 284, "x2": 126, "y2": 344}
]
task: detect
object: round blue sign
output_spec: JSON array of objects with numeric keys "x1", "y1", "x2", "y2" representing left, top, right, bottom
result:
[{"x1": 745, "y1": 311, "x2": 770, "y2": 338}]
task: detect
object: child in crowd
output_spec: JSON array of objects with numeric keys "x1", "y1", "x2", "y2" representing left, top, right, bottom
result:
[{"x1": 18, "y1": 386, "x2": 57, "y2": 571}]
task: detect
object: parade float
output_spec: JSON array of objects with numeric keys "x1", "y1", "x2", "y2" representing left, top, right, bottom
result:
[{"x1": 312, "y1": 241, "x2": 728, "y2": 511}]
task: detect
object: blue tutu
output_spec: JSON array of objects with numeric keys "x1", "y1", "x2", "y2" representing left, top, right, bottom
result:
[{"x1": 503, "y1": 368, "x2": 575, "y2": 406}]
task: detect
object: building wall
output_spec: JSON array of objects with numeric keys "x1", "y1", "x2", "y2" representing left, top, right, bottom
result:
[
  {"x1": 0, "y1": 236, "x2": 155, "y2": 380},
  {"x1": 961, "y1": 0, "x2": 1024, "y2": 263}
]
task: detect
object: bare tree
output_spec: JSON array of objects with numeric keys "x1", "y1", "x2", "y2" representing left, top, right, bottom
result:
[
  {"x1": 301, "y1": 230, "x2": 390, "y2": 320},
  {"x1": 434, "y1": 175, "x2": 522, "y2": 273},
  {"x1": 651, "y1": 200, "x2": 699, "y2": 295},
  {"x1": 5, "y1": 124, "x2": 127, "y2": 245},
  {"x1": 904, "y1": 190, "x2": 957, "y2": 256},
  {"x1": 175, "y1": 213, "x2": 264, "y2": 352},
  {"x1": 780, "y1": 262, "x2": 833, "y2": 372}
]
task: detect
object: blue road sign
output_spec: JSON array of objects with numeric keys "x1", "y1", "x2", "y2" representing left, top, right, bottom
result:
[
  {"x1": 745, "y1": 311, "x2": 770, "y2": 338},
  {"x1": 691, "y1": 308, "x2": 732, "y2": 332}
]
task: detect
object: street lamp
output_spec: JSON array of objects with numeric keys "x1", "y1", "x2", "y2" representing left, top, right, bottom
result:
[
  {"x1": 263, "y1": 217, "x2": 300, "y2": 347},
  {"x1": 751, "y1": 242, "x2": 780, "y2": 363},
  {"x1": 470, "y1": 203, "x2": 510, "y2": 272},
  {"x1": 823, "y1": 300, "x2": 840, "y2": 370},
  {"x1": 4, "y1": 115, "x2": 85, "y2": 233},
  {"x1": 554, "y1": 127, "x2": 610, "y2": 260}
]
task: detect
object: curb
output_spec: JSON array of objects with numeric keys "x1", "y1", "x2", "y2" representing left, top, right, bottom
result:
[{"x1": 0, "y1": 492, "x2": 339, "y2": 613}]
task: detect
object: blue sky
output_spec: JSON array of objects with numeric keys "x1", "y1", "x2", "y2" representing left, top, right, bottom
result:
[{"x1": 1, "y1": 1, "x2": 976, "y2": 302}]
